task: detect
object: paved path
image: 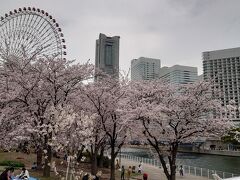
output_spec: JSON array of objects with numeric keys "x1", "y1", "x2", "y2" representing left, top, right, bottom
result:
[{"x1": 121, "y1": 159, "x2": 208, "y2": 180}]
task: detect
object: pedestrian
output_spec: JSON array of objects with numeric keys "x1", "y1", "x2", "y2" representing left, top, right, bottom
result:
[
  {"x1": 121, "y1": 165, "x2": 125, "y2": 180},
  {"x1": 116, "y1": 159, "x2": 120, "y2": 170},
  {"x1": 9, "y1": 167, "x2": 15, "y2": 179},
  {"x1": 16, "y1": 167, "x2": 30, "y2": 180},
  {"x1": 179, "y1": 165, "x2": 184, "y2": 176},
  {"x1": 143, "y1": 173, "x2": 148, "y2": 180},
  {"x1": 0, "y1": 167, "x2": 14, "y2": 180},
  {"x1": 126, "y1": 166, "x2": 132, "y2": 180},
  {"x1": 138, "y1": 163, "x2": 142, "y2": 174},
  {"x1": 31, "y1": 162, "x2": 37, "y2": 170},
  {"x1": 82, "y1": 173, "x2": 89, "y2": 180},
  {"x1": 64, "y1": 153, "x2": 68, "y2": 161}
]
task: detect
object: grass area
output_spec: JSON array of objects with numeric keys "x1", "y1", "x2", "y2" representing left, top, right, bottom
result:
[
  {"x1": 0, "y1": 151, "x2": 36, "y2": 168},
  {"x1": 0, "y1": 152, "x2": 59, "y2": 180},
  {"x1": 0, "y1": 152, "x2": 111, "y2": 179}
]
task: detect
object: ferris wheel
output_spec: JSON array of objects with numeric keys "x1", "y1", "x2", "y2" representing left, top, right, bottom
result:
[{"x1": 0, "y1": 7, "x2": 66, "y2": 60}]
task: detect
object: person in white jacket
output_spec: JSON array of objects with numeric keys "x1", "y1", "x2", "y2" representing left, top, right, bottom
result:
[{"x1": 16, "y1": 168, "x2": 30, "y2": 180}]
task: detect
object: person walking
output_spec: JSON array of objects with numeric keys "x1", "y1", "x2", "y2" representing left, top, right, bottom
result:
[
  {"x1": 138, "y1": 163, "x2": 142, "y2": 174},
  {"x1": 143, "y1": 173, "x2": 148, "y2": 180},
  {"x1": 179, "y1": 165, "x2": 184, "y2": 176},
  {"x1": 116, "y1": 159, "x2": 120, "y2": 170},
  {"x1": 126, "y1": 166, "x2": 132, "y2": 180},
  {"x1": 121, "y1": 166, "x2": 125, "y2": 180}
]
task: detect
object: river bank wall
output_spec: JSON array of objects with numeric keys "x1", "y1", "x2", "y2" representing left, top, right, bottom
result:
[
  {"x1": 123, "y1": 145, "x2": 240, "y2": 157},
  {"x1": 178, "y1": 148, "x2": 240, "y2": 157}
]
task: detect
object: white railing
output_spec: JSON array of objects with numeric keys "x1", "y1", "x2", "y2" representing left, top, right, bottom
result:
[{"x1": 118, "y1": 153, "x2": 240, "y2": 179}]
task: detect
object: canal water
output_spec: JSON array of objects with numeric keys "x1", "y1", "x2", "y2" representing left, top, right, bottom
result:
[{"x1": 121, "y1": 147, "x2": 240, "y2": 174}]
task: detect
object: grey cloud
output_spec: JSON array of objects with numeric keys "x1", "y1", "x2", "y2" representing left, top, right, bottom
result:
[{"x1": 1, "y1": 0, "x2": 240, "y2": 74}]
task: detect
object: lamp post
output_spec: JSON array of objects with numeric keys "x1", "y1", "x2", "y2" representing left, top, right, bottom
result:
[{"x1": 66, "y1": 156, "x2": 71, "y2": 180}]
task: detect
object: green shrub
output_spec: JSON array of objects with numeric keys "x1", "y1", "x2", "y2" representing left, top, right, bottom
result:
[{"x1": 0, "y1": 160, "x2": 24, "y2": 167}]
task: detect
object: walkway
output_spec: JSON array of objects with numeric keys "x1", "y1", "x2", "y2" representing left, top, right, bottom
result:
[{"x1": 121, "y1": 159, "x2": 208, "y2": 180}]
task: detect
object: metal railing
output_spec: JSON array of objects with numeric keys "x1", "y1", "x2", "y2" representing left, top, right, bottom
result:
[{"x1": 119, "y1": 154, "x2": 240, "y2": 179}]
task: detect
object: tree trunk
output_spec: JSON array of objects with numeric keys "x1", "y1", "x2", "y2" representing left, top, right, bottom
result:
[
  {"x1": 169, "y1": 173, "x2": 176, "y2": 180},
  {"x1": 110, "y1": 145, "x2": 116, "y2": 180},
  {"x1": 99, "y1": 147, "x2": 104, "y2": 168},
  {"x1": 36, "y1": 147, "x2": 42, "y2": 170},
  {"x1": 169, "y1": 144, "x2": 178, "y2": 180},
  {"x1": 157, "y1": 153, "x2": 170, "y2": 179},
  {"x1": 77, "y1": 145, "x2": 85, "y2": 163},
  {"x1": 91, "y1": 153, "x2": 98, "y2": 175},
  {"x1": 169, "y1": 162, "x2": 177, "y2": 180},
  {"x1": 43, "y1": 146, "x2": 52, "y2": 177}
]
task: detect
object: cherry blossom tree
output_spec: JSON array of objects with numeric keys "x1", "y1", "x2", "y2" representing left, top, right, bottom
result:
[
  {"x1": 0, "y1": 53, "x2": 41, "y2": 150},
  {"x1": 55, "y1": 110, "x2": 94, "y2": 159},
  {"x1": 0, "y1": 52, "x2": 94, "y2": 177},
  {"x1": 79, "y1": 74, "x2": 130, "y2": 180},
  {"x1": 127, "y1": 80, "x2": 233, "y2": 180},
  {"x1": 26, "y1": 57, "x2": 93, "y2": 177}
]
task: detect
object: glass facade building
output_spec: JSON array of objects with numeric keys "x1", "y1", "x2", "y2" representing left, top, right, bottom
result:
[
  {"x1": 131, "y1": 57, "x2": 161, "y2": 81},
  {"x1": 159, "y1": 65, "x2": 198, "y2": 85},
  {"x1": 95, "y1": 33, "x2": 120, "y2": 76}
]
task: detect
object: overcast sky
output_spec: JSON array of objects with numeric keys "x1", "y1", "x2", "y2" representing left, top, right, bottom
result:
[{"x1": 1, "y1": 0, "x2": 240, "y2": 74}]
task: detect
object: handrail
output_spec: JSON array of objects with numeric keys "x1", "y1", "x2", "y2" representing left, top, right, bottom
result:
[{"x1": 118, "y1": 153, "x2": 240, "y2": 179}]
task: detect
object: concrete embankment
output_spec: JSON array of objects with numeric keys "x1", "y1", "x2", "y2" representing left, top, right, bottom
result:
[
  {"x1": 124, "y1": 145, "x2": 240, "y2": 157},
  {"x1": 178, "y1": 149, "x2": 240, "y2": 157}
]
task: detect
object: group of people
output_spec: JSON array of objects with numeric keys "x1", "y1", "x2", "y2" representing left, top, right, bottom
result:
[
  {"x1": 120, "y1": 165, "x2": 133, "y2": 180},
  {"x1": 0, "y1": 167, "x2": 30, "y2": 180},
  {"x1": 116, "y1": 158, "x2": 184, "y2": 180},
  {"x1": 119, "y1": 161, "x2": 143, "y2": 180},
  {"x1": 121, "y1": 166, "x2": 133, "y2": 180}
]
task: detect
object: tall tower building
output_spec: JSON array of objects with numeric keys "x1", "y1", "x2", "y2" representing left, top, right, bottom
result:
[
  {"x1": 131, "y1": 57, "x2": 161, "y2": 80},
  {"x1": 203, "y1": 47, "x2": 240, "y2": 122},
  {"x1": 159, "y1": 65, "x2": 198, "y2": 85},
  {"x1": 95, "y1": 33, "x2": 120, "y2": 76}
]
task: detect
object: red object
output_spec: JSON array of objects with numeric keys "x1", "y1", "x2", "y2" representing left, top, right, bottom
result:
[{"x1": 143, "y1": 173, "x2": 148, "y2": 180}]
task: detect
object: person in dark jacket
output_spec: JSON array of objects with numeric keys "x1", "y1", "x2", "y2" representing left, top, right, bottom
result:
[
  {"x1": 0, "y1": 167, "x2": 14, "y2": 180},
  {"x1": 121, "y1": 166, "x2": 125, "y2": 180}
]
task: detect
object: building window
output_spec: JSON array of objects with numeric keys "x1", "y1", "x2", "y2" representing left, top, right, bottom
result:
[{"x1": 105, "y1": 45, "x2": 113, "y2": 66}]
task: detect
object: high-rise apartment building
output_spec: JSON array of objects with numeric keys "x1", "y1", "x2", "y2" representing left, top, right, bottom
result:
[
  {"x1": 203, "y1": 47, "x2": 240, "y2": 121},
  {"x1": 131, "y1": 57, "x2": 161, "y2": 80},
  {"x1": 159, "y1": 65, "x2": 198, "y2": 84},
  {"x1": 198, "y1": 74, "x2": 204, "y2": 81},
  {"x1": 95, "y1": 33, "x2": 120, "y2": 76}
]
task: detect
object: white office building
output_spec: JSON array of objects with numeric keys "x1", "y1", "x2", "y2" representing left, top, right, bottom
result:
[
  {"x1": 203, "y1": 47, "x2": 240, "y2": 121},
  {"x1": 198, "y1": 74, "x2": 203, "y2": 81},
  {"x1": 159, "y1": 65, "x2": 198, "y2": 85},
  {"x1": 131, "y1": 57, "x2": 161, "y2": 80}
]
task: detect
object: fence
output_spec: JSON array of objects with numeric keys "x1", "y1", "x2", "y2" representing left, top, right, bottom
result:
[{"x1": 118, "y1": 153, "x2": 240, "y2": 179}]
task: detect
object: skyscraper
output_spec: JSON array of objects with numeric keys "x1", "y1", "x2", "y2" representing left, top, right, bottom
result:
[
  {"x1": 95, "y1": 33, "x2": 120, "y2": 76},
  {"x1": 131, "y1": 57, "x2": 161, "y2": 80},
  {"x1": 203, "y1": 47, "x2": 240, "y2": 121},
  {"x1": 159, "y1": 65, "x2": 198, "y2": 85}
]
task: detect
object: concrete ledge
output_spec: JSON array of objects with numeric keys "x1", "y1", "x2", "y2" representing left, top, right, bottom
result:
[{"x1": 178, "y1": 149, "x2": 240, "y2": 157}]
